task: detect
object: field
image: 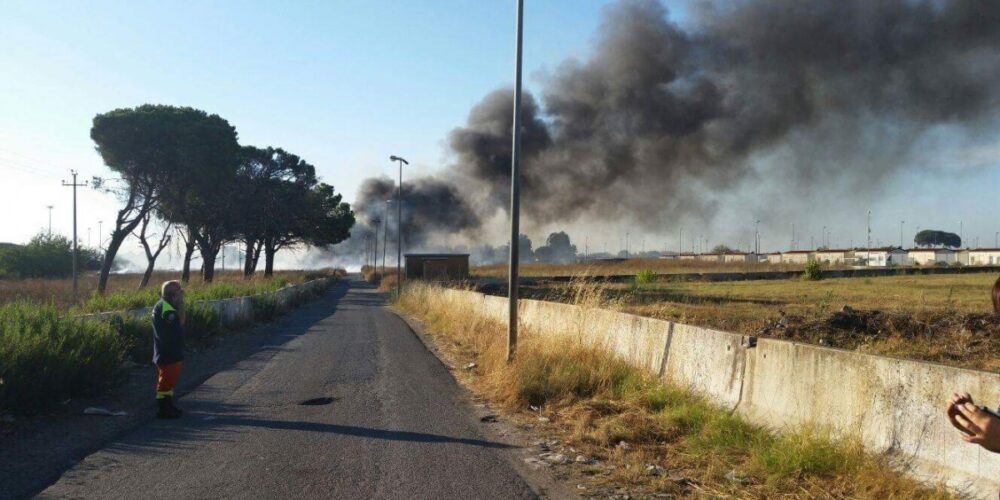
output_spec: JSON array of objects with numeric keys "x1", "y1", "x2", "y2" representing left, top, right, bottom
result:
[
  {"x1": 473, "y1": 258, "x2": 834, "y2": 278},
  {"x1": 515, "y1": 272, "x2": 1000, "y2": 372},
  {"x1": 0, "y1": 269, "x2": 334, "y2": 312}
]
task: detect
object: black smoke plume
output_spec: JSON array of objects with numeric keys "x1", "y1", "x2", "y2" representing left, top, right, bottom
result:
[{"x1": 343, "y1": 0, "x2": 1000, "y2": 259}]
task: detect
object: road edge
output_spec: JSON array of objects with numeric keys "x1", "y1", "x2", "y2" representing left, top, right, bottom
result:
[{"x1": 388, "y1": 305, "x2": 582, "y2": 500}]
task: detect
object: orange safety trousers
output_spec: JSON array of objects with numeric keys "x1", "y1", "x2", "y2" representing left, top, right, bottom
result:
[{"x1": 155, "y1": 362, "x2": 182, "y2": 400}]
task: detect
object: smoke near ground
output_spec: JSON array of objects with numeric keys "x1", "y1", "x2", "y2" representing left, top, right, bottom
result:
[{"x1": 340, "y1": 0, "x2": 1000, "y2": 263}]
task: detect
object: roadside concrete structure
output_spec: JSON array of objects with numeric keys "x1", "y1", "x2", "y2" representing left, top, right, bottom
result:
[
  {"x1": 404, "y1": 253, "x2": 470, "y2": 280},
  {"x1": 957, "y1": 249, "x2": 971, "y2": 265},
  {"x1": 80, "y1": 279, "x2": 331, "y2": 325},
  {"x1": 908, "y1": 247, "x2": 956, "y2": 266},
  {"x1": 434, "y1": 287, "x2": 1000, "y2": 497}
]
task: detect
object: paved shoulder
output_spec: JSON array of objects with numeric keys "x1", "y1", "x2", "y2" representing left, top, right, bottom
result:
[{"x1": 39, "y1": 279, "x2": 536, "y2": 499}]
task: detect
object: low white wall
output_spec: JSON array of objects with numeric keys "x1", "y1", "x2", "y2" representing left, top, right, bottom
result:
[
  {"x1": 78, "y1": 278, "x2": 331, "y2": 325},
  {"x1": 435, "y1": 288, "x2": 1000, "y2": 498}
]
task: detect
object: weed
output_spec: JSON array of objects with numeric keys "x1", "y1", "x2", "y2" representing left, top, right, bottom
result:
[
  {"x1": 803, "y1": 260, "x2": 823, "y2": 281},
  {"x1": 634, "y1": 269, "x2": 655, "y2": 285},
  {"x1": 0, "y1": 302, "x2": 124, "y2": 413}
]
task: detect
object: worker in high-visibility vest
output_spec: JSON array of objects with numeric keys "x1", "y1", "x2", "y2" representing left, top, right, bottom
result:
[{"x1": 152, "y1": 280, "x2": 185, "y2": 419}]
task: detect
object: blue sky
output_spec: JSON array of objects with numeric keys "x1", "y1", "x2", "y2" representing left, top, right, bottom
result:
[
  {"x1": 0, "y1": 1, "x2": 626, "y2": 258},
  {"x1": 1, "y1": 0, "x2": 998, "y2": 267}
]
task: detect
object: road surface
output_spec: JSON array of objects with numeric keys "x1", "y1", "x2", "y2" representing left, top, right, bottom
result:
[{"x1": 38, "y1": 278, "x2": 538, "y2": 499}]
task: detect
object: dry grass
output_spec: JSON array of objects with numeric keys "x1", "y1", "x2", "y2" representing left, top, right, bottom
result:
[
  {"x1": 0, "y1": 269, "x2": 333, "y2": 311},
  {"x1": 395, "y1": 283, "x2": 952, "y2": 499},
  {"x1": 517, "y1": 273, "x2": 1000, "y2": 372},
  {"x1": 473, "y1": 258, "x2": 829, "y2": 278}
]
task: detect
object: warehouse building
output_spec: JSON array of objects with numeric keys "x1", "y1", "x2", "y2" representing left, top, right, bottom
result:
[{"x1": 404, "y1": 253, "x2": 470, "y2": 280}]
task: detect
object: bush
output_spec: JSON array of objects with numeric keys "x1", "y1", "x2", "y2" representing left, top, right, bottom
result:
[
  {"x1": 802, "y1": 260, "x2": 823, "y2": 281},
  {"x1": 0, "y1": 303, "x2": 125, "y2": 413},
  {"x1": 634, "y1": 269, "x2": 655, "y2": 285}
]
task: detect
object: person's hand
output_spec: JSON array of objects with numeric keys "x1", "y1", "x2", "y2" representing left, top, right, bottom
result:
[
  {"x1": 946, "y1": 392, "x2": 974, "y2": 434},
  {"x1": 953, "y1": 401, "x2": 1000, "y2": 453}
]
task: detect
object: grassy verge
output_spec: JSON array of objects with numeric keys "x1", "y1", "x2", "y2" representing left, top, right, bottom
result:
[
  {"x1": 0, "y1": 277, "x2": 333, "y2": 415},
  {"x1": 395, "y1": 283, "x2": 950, "y2": 498},
  {"x1": 0, "y1": 268, "x2": 344, "y2": 311}
]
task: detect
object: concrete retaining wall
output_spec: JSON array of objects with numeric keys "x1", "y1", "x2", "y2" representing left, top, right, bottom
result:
[
  {"x1": 434, "y1": 287, "x2": 1000, "y2": 497},
  {"x1": 79, "y1": 278, "x2": 331, "y2": 325}
]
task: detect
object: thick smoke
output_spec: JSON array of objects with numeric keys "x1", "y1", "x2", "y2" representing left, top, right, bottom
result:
[{"x1": 346, "y1": 0, "x2": 1000, "y2": 258}]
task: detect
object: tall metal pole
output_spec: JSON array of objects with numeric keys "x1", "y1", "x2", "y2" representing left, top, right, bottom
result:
[
  {"x1": 46, "y1": 205, "x2": 53, "y2": 236},
  {"x1": 679, "y1": 227, "x2": 682, "y2": 256},
  {"x1": 383, "y1": 200, "x2": 390, "y2": 277},
  {"x1": 98, "y1": 220, "x2": 103, "y2": 252},
  {"x1": 62, "y1": 171, "x2": 86, "y2": 299},
  {"x1": 507, "y1": 0, "x2": 524, "y2": 362},
  {"x1": 390, "y1": 156, "x2": 407, "y2": 296},
  {"x1": 900, "y1": 220, "x2": 904, "y2": 248}
]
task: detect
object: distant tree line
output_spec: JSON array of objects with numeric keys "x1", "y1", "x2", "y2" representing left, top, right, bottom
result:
[
  {"x1": 914, "y1": 229, "x2": 961, "y2": 248},
  {"x1": 90, "y1": 105, "x2": 355, "y2": 293},
  {"x1": 0, "y1": 234, "x2": 103, "y2": 279}
]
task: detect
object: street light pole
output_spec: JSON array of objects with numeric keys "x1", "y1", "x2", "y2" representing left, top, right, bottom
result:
[
  {"x1": 46, "y1": 205, "x2": 53, "y2": 236},
  {"x1": 383, "y1": 200, "x2": 391, "y2": 277},
  {"x1": 61, "y1": 171, "x2": 87, "y2": 299},
  {"x1": 390, "y1": 155, "x2": 408, "y2": 297},
  {"x1": 900, "y1": 220, "x2": 905, "y2": 248},
  {"x1": 507, "y1": 0, "x2": 525, "y2": 362}
]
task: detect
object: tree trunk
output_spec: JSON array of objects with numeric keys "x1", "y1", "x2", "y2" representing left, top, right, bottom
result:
[
  {"x1": 139, "y1": 262, "x2": 155, "y2": 289},
  {"x1": 181, "y1": 229, "x2": 196, "y2": 283},
  {"x1": 97, "y1": 230, "x2": 128, "y2": 294},
  {"x1": 264, "y1": 241, "x2": 276, "y2": 277},
  {"x1": 202, "y1": 247, "x2": 218, "y2": 282},
  {"x1": 243, "y1": 237, "x2": 257, "y2": 278}
]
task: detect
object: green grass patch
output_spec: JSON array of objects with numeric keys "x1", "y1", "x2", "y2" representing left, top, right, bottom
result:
[{"x1": 0, "y1": 302, "x2": 125, "y2": 413}]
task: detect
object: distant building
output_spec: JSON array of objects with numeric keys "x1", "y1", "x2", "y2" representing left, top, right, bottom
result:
[
  {"x1": 780, "y1": 250, "x2": 814, "y2": 264},
  {"x1": 855, "y1": 248, "x2": 907, "y2": 267},
  {"x1": 907, "y1": 248, "x2": 956, "y2": 266},
  {"x1": 677, "y1": 252, "x2": 697, "y2": 260},
  {"x1": 719, "y1": 251, "x2": 753, "y2": 263},
  {"x1": 956, "y1": 249, "x2": 971, "y2": 265},
  {"x1": 404, "y1": 253, "x2": 469, "y2": 280},
  {"x1": 968, "y1": 249, "x2": 1000, "y2": 266},
  {"x1": 766, "y1": 252, "x2": 783, "y2": 264},
  {"x1": 696, "y1": 253, "x2": 723, "y2": 263},
  {"x1": 814, "y1": 249, "x2": 852, "y2": 265}
]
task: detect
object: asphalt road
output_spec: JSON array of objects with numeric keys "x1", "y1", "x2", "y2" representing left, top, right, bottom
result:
[{"x1": 37, "y1": 278, "x2": 538, "y2": 499}]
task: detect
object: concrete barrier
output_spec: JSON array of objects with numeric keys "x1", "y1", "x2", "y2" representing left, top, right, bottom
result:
[
  {"x1": 78, "y1": 278, "x2": 332, "y2": 326},
  {"x1": 434, "y1": 287, "x2": 1000, "y2": 497}
]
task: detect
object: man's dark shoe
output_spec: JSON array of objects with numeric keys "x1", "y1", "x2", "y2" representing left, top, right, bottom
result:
[{"x1": 157, "y1": 397, "x2": 182, "y2": 419}]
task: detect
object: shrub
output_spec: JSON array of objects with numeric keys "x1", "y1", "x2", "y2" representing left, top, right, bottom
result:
[
  {"x1": 802, "y1": 260, "x2": 823, "y2": 281},
  {"x1": 0, "y1": 303, "x2": 125, "y2": 413},
  {"x1": 634, "y1": 269, "x2": 655, "y2": 285}
]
